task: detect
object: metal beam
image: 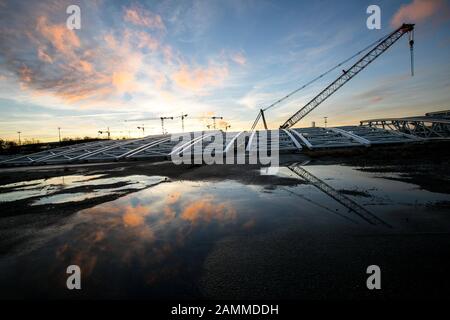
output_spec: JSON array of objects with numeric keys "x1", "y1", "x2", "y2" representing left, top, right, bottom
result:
[
  {"x1": 328, "y1": 127, "x2": 371, "y2": 146},
  {"x1": 121, "y1": 137, "x2": 171, "y2": 159},
  {"x1": 361, "y1": 117, "x2": 448, "y2": 139},
  {"x1": 281, "y1": 129, "x2": 302, "y2": 150},
  {"x1": 246, "y1": 130, "x2": 257, "y2": 152},
  {"x1": 224, "y1": 131, "x2": 244, "y2": 153},
  {"x1": 171, "y1": 132, "x2": 217, "y2": 156},
  {"x1": 74, "y1": 137, "x2": 153, "y2": 160},
  {"x1": 288, "y1": 129, "x2": 314, "y2": 149}
]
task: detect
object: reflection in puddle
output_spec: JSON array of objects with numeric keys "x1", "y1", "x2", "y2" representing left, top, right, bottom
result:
[
  {"x1": 0, "y1": 175, "x2": 105, "y2": 190},
  {"x1": 0, "y1": 164, "x2": 449, "y2": 298},
  {"x1": 32, "y1": 191, "x2": 121, "y2": 206},
  {"x1": 0, "y1": 175, "x2": 167, "y2": 204},
  {"x1": 288, "y1": 163, "x2": 390, "y2": 226},
  {"x1": 0, "y1": 175, "x2": 104, "y2": 202}
]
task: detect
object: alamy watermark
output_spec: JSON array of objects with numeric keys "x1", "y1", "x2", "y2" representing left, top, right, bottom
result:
[
  {"x1": 169, "y1": 130, "x2": 279, "y2": 173},
  {"x1": 366, "y1": 265, "x2": 381, "y2": 290},
  {"x1": 366, "y1": 5, "x2": 381, "y2": 30},
  {"x1": 66, "y1": 5, "x2": 81, "y2": 30},
  {"x1": 66, "y1": 264, "x2": 81, "y2": 290}
]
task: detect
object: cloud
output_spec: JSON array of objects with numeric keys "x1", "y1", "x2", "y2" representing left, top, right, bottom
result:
[
  {"x1": 160, "y1": 0, "x2": 218, "y2": 42},
  {"x1": 172, "y1": 63, "x2": 229, "y2": 92},
  {"x1": 166, "y1": 192, "x2": 181, "y2": 205},
  {"x1": 37, "y1": 46, "x2": 53, "y2": 63},
  {"x1": 0, "y1": 11, "x2": 114, "y2": 103},
  {"x1": 231, "y1": 51, "x2": 246, "y2": 66},
  {"x1": 124, "y1": 5, "x2": 165, "y2": 30},
  {"x1": 391, "y1": 0, "x2": 446, "y2": 26},
  {"x1": 112, "y1": 71, "x2": 136, "y2": 92},
  {"x1": 121, "y1": 204, "x2": 153, "y2": 227},
  {"x1": 18, "y1": 65, "x2": 33, "y2": 84},
  {"x1": 135, "y1": 31, "x2": 160, "y2": 51},
  {"x1": 123, "y1": 210, "x2": 146, "y2": 227},
  {"x1": 36, "y1": 15, "x2": 80, "y2": 56},
  {"x1": 0, "y1": 0, "x2": 245, "y2": 138},
  {"x1": 238, "y1": 91, "x2": 278, "y2": 110},
  {"x1": 2, "y1": 17, "x2": 153, "y2": 103},
  {"x1": 181, "y1": 197, "x2": 236, "y2": 224},
  {"x1": 217, "y1": 119, "x2": 230, "y2": 129},
  {"x1": 0, "y1": 0, "x2": 234, "y2": 112}
]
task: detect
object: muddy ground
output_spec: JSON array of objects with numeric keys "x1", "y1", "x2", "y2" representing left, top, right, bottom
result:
[{"x1": 0, "y1": 142, "x2": 450, "y2": 299}]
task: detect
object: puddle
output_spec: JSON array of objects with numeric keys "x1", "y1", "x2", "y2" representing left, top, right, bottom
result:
[
  {"x1": 0, "y1": 175, "x2": 105, "y2": 190},
  {"x1": 32, "y1": 191, "x2": 121, "y2": 205},
  {"x1": 0, "y1": 175, "x2": 167, "y2": 204},
  {"x1": 0, "y1": 164, "x2": 449, "y2": 298}
]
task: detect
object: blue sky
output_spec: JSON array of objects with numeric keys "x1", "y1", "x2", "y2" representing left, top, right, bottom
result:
[{"x1": 0, "y1": 0, "x2": 449, "y2": 141}]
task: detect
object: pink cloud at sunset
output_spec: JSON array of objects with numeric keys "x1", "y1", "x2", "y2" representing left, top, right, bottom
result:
[
  {"x1": 172, "y1": 64, "x2": 229, "y2": 92},
  {"x1": 124, "y1": 5, "x2": 165, "y2": 30},
  {"x1": 181, "y1": 197, "x2": 237, "y2": 224},
  {"x1": 391, "y1": 0, "x2": 447, "y2": 26},
  {"x1": 1, "y1": 0, "x2": 449, "y2": 141}
]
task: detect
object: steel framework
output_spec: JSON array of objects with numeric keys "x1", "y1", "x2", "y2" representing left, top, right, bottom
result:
[
  {"x1": 360, "y1": 116, "x2": 450, "y2": 138},
  {"x1": 0, "y1": 125, "x2": 423, "y2": 167}
]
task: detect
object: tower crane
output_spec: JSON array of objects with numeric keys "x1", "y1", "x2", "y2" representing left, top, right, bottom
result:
[
  {"x1": 178, "y1": 114, "x2": 188, "y2": 132},
  {"x1": 136, "y1": 125, "x2": 146, "y2": 136},
  {"x1": 98, "y1": 128, "x2": 132, "y2": 139},
  {"x1": 173, "y1": 113, "x2": 221, "y2": 132},
  {"x1": 211, "y1": 116, "x2": 223, "y2": 130},
  {"x1": 174, "y1": 115, "x2": 225, "y2": 131},
  {"x1": 125, "y1": 114, "x2": 225, "y2": 133},
  {"x1": 125, "y1": 116, "x2": 174, "y2": 135},
  {"x1": 98, "y1": 127, "x2": 111, "y2": 139},
  {"x1": 280, "y1": 23, "x2": 415, "y2": 129},
  {"x1": 160, "y1": 117, "x2": 174, "y2": 134}
]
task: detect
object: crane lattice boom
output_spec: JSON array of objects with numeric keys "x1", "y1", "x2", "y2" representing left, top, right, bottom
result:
[{"x1": 280, "y1": 23, "x2": 414, "y2": 129}]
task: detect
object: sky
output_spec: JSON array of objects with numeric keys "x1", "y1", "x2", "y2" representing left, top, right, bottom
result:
[{"x1": 0, "y1": 0, "x2": 449, "y2": 142}]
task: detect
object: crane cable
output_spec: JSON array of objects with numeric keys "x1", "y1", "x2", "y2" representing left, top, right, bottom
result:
[
  {"x1": 260, "y1": 31, "x2": 395, "y2": 115},
  {"x1": 249, "y1": 29, "x2": 400, "y2": 131},
  {"x1": 250, "y1": 111, "x2": 261, "y2": 131},
  {"x1": 409, "y1": 29, "x2": 414, "y2": 76}
]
